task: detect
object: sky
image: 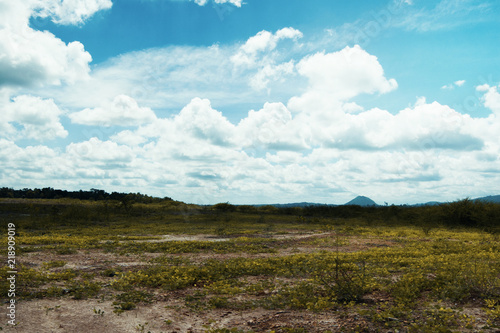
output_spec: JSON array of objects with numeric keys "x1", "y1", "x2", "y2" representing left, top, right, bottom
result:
[{"x1": 1, "y1": 0, "x2": 499, "y2": 205}]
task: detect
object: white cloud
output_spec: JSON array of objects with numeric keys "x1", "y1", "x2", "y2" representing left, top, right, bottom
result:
[
  {"x1": 249, "y1": 61, "x2": 295, "y2": 91},
  {"x1": 117, "y1": 97, "x2": 238, "y2": 155},
  {"x1": 294, "y1": 98, "x2": 483, "y2": 152},
  {"x1": 111, "y1": 130, "x2": 149, "y2": 146},
  {"x1": 66, "y1": 137, "x2": 135, "y2": 162},
  {"x1": 69, "y1": 95, "x2": 157, "y2": 127},
  {"x1": 194, "y1": 0, "x2": 243, "y2": 7},
  {"x1": 44, "y1": 39, "x2": 305, "y2": 114},
  {"x1": 237, "y1": 102, "x2": 307, "y2": 150},
  {"x1": 395, "y1": 0, "x2": 493, "y2": 32},
  {"x1": 476, "y1": 84, "x2": 490, "y2": 92},
  {"x1": 0, "y1": 139, "x2": 56, "y2": 164},
  {"x1": 289, "y1": 45, "x2": 398, "y2": 114},
  {"x1": 1, "y1": 95, "x2": 67, "y2": 140},
  {"x1": 441, "y1": 79, "x2": 466, "y2": 90},
  {"x1": 391, "y1": 101, "x2": 482, "y2": 150},
  {"x1": 31, "y1": 0, "x2": 113, "y2": 25},
  {"x1": 299, "y1": 45, "x2": 397, "y2": 98},
  {"x1": 172, "y1": 97, "x2": 236, "y2": 146},
  {"x1": 0, "y1": 1, "x2": 93, "y2": 88},
  {"x1": 477, "y1": 84, "x2": 500, "y2": 116},
  {"x1": 231, "y1": 28, "x2": 303, "y2": 67},
  {"x1": 0, "y1": 139, "x2": 68, "y2": 189},
  {"x1": 2, "y1": 87, "x2": 500, "y2": 204},
  {"x1": 50, "y1": 45, "x2": 245, "y2": 111}
]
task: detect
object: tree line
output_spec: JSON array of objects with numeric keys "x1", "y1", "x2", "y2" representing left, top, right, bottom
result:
[
  {"x1": 0, "y1": 187, "x2": 172, "y2": 204},
  {"x1": 1, "y1": 188, "x2": 498, "y2": 232}
]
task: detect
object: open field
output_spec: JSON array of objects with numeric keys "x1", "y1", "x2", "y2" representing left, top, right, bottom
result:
[{"x1": 1, "y1": 198, "x2": 499, "y2": 332}]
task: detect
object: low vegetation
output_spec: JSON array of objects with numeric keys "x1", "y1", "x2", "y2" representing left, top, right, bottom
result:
[{"x1": 1, "y1": 192, "x2": 499, "y2": 332}]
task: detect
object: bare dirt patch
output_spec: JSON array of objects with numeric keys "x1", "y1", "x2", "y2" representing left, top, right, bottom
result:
[{"x1": 5, "y1": 298, "x2": 346, "y2": 333}]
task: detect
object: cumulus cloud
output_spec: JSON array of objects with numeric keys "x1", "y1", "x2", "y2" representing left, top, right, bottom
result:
[
  {"x1": 2, "y1": 86, "x2": 500, "y2": 204},
  {"x1": 0, "y1": 1, "x2": 94, "y2": 88},
  {"x1": 111, "y1": 130, "x2": 149, "y2": 146},
  {"x1": 477, "y1": 84, "x2": 500, "y2": 116},
  {"x1": 236, "y1": 102, "x2": 307, "y2": 150},
  {"x1": 389, "y1": 101, "x2": 482, "y2": 150},
  {"x1": 0, "y1": 139, "x2": 70, "y2": 190},
  {"x1": 171, "y1": 97, "x2": 236, "y2": 146},
  {"x1": 112, "y1": 97, "x2": 238, "y2": 159},
  {"x1": 297, "y1": 45, "x2": 397, "y2": 100},
  {"x1": 69, "y1": 95, "x2": 157, "y2": 127},
  {"x1": 1, "y1": 95, "x2": 67, "y2": 140},
  {"x1": 66, "y1": 137, "x2": 134, "y2": 162},
  {"x1": 289, "y1": 98, "x2": 482, "y2": 152},
  {"x1": 288, "y1": 45, "x2": 397, "y2": 115}
]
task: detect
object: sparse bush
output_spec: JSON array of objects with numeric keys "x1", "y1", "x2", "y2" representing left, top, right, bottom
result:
[
  {"x1": 42, "y1": 260, "x2": 66, "y2": 269},
  {"x1": 115, "y1": 290, "x2": 153, "y2": 304},
  {"x1": 390, "y1": 272, "x2": 429, "y2": 306},
  {"x1": 67, "y1": 281, "x2": 101, "y2": 299},
  {"x1": 113, "y1": 301, "x2": 136, "y2": 313},
  {"x1": 213, "y1": 202, "x2": 236, "y2": 213},
  {"x1": 55, "y1": 246, "x2": 77, "y2": 255},
  {"x1": 314, "y1": 257, "x2": 370, "y2": 303}
]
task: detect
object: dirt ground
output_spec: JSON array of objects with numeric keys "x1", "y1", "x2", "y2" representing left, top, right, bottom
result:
[
  {"x1": 3, "y1": 232, "x2": 496, "y2": 332},
  {"x1": 7, "y1": 299, "x2": 349, "y2": 333}
]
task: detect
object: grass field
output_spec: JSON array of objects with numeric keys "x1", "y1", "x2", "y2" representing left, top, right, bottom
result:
[{"x1": 1, "y1": 198, "x2": 499, "y2": 332}]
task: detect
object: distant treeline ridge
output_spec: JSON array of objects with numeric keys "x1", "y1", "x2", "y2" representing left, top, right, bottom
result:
[{"x1": 0, "y1": 187, "x2": 172, "y2": 203}]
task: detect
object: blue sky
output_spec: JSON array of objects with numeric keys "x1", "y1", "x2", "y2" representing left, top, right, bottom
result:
[{"x1": 1, "y1": 0, "x2": 500, "y2": 204}]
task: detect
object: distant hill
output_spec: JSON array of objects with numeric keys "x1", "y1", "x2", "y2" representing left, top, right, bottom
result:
[
  {"x1": 344, "y1": 196, "x2": 378, "y2": 206},
  {"x1": 413, "y1": 201, "x2": 442, "y2": 207},
  {"x1": 260, "y1": 194, "x2": 500, "y2": 208},
  {"x1": 258, "y1": 202, "x2": 327, "y2": 208},
  {"x1": 414, "y1": 195, "x2": 500, "y2": 206},
  {"x1": 474, "y1": 195, "x2": 500, "y2": 203}
]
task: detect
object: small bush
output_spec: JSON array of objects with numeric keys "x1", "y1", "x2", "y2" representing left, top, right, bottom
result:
[
  {"x1": 113, "y1": 301, "x2": 136, "y2": 313},
  {"x1": 314, "y1": 258, "x2": 370, "y2": 303},
  {"x1": 115, "y1": 290, "x2": 153, "y2": 304},
  {"x1": 67, "y1": 281, "x2": 101, "y2": 299},
  {"x1": 55, "y1": 246, "x2": 77, "y2": 255},
  {"x1": 42, "y1": 260, "x2": 66, "y2": 269},
  {"x1": 390, "y1": 272, "x2": 429, "y2": 306}
]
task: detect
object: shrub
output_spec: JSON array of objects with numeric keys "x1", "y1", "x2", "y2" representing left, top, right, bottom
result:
[
  {"x1": 67, "y1": 280, "x2": 101, "y2": 299},
  {"x1": 390, "y1": 272, "x2": 428, "y2": 306},
  {"x1": 314, "y1": 258, "x2": 370, "y2": 303}
]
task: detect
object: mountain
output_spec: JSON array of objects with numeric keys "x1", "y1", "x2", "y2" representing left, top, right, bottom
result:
[
  {"x1": 344, "y1": 196, "x2": 378, "y2": 206},
  {"x1": 474, "y1": 195, "x2": 500, "y2": 203}
]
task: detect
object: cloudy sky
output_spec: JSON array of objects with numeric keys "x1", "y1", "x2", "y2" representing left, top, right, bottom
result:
[{"x1": 1, "y1": 0, "x2": 499, "y2": 205}]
